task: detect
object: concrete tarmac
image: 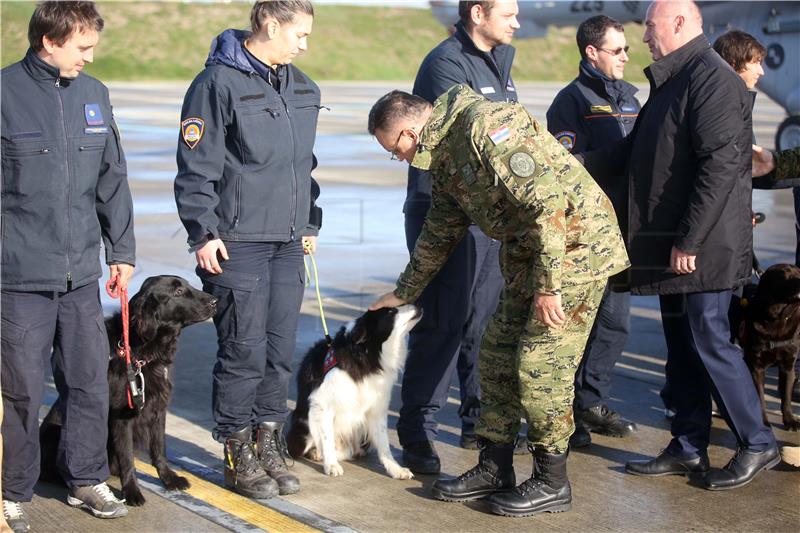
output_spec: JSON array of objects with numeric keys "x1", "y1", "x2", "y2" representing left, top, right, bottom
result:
[{"x1": 19, "y1": 82, "x2": 800, "y2": 532}]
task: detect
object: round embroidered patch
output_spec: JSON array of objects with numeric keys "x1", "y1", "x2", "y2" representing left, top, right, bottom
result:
[{"x1": 509, "y1": 152, "x2": 536, "y2": 178}]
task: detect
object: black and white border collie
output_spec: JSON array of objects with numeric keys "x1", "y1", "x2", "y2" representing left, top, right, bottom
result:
[{"x1": 287, "y1": 305, "x2": 422, "y2": 479}]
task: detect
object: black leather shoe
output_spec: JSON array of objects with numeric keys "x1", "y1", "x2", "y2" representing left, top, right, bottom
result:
[
  {"x1": 626, "y1": 450, "x2": 710, "y2": 477},
  {"x1": 569, "y1": 425, "x2": 591, "y2": 448},
  {"x1": 431, "y1": 441, "x2": 515, "y2": 502},
  {"x1": 577, "y1": 405, "x2": 637, "y2": 437},
  {"x1": 703, "y1": 446, "x2": 780, "y2": 490},
  {"x1": 402, "y1": 440, "x2": 440, "y2": 475}
]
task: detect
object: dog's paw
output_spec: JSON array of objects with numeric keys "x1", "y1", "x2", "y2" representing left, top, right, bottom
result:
[
  {"x1": 324, "y1": 462, "x2": 344, "y2": 477},
  {"x1": 307, "y1": 448, "x2": 323, "y2": 462},
  {"x1": 163, "y1": 474, "x2": 191, "y2": 491},
  {"x1": 388, "y1": 466, "x2": 414, "y2": 480},
  {"x1": 123, "y1": 486, "x2": 146, "y2": 507},
  {"x1": 783, "y1": 417, "x2": 800, "y2": 431}
]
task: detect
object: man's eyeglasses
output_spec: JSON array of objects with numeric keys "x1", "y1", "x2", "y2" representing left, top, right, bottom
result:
[
  {"x1": 597, "y1": 45, "x2": 630, "y2": 56},
  {"x1": 390, "y1": 129, "x2": 406, "y2": 161}
]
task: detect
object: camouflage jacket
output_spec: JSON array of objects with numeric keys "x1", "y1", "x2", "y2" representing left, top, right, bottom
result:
[
  {"x1": 394, "y1": 85, "x2": 629, "y2": 302},
  {"x1": 776, "y1": 146, "x2": 800, "y2": 181}
]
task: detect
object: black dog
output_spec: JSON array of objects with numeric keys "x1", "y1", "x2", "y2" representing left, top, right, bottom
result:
[
  {"x1": 740, "y1": 264, "x2": 800, "y2": 431},
  {"x1": 40, "y1": 275, "x2": 217, "y2": 505}
]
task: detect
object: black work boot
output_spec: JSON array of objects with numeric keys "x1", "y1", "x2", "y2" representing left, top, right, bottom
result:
[
  {"x1": 224, "y1": 427, "x2": 279, "y2": 499},
  {"x1": 255, "y1": 421, "x2": 301, "y2": 495},
  {"x1": 430, "y1": 439, "x2": 516, "y2": 502},
  {"x1": 487, "y1": 447, "x2": 572, "y2": 517}
]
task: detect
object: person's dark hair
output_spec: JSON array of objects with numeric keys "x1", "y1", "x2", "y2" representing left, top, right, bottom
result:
[
  {"x1": 713, "y1": 30, "x2": 767, "y2": 73},
  {"x1": 368, "y1": 91, "x2": 430, "y2": 135},
  {"x1": 576, "y1": 15, "x2": 624, "y2": 61},
  {"x1": 28, "y1": 1, "x2": 104, "y2": 52},
  {"x1": 458, "y1": 1, "x2": 493, "y2": 26},
  {"x1": 251, "y1": 0, "x2": 314, "y2": 33}
]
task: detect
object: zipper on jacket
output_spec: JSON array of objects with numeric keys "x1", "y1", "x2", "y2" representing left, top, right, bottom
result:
[
  {"x1": 281, "y1": 95, "x2": 298, "y2": 241},
  {"x1": 56, "y1": 77, "x2": 72, "y2": 287},
  {"x1": 233, "y1": 175, "x2": 241, "y2": 228}
]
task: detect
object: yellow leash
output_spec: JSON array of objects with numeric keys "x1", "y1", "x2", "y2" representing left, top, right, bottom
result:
[{"x1": 303, "y1": 242, "x2": 331, "y2": 342}]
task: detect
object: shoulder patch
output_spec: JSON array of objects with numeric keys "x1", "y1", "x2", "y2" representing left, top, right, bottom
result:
[
  {"x1": 590, "y1": 105, "x2": 613, "y2": 114},
  {"x1": 508, "y1": 151, "x2": 537, "y2": 179},
  {"x1": 488, "y1": 125, "x2": 510, "y2": 145},
  {"x1": 554, "y1": 130, "x2": 576, "y2": 153},
  {"x1": 181, "y1": 118, "x2": 205, "y2": 150}
]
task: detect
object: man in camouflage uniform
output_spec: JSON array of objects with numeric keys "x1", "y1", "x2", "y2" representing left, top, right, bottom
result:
[
  {"x1": 367, "y1": 85, "x2": 628, "y2": 517},
  {"x1": 753, "y1": 145, "x2": 800, "y2": 181}
]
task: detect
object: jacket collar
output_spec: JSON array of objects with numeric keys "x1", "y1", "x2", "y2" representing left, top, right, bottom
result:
[
  {"x1": 206, "y1": 29, "x2": 258, "y2": 74},
  {"x1": 645, "y1": 34, "x2": 710, "y2": 89},
  {"x1": 578, "y1": 60, "x2": 638, "y2": 103},
  {"x1": 412, "y1": 84, "x2": 485, "y2": 171},
  {"x1": 21, "y1": 48, "x2": 67, "y2": 82},
  {"x1": 452, "y1": 21, "x2": 515, "y2": 81}
]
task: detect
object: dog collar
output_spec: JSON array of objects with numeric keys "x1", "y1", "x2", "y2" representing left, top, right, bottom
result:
[
  {"x1": 765, "y1": 338, "x2": 800, "y2": 350},
  {"x1": 322, "y1": 346, "x2": 338, "y2": 375}
]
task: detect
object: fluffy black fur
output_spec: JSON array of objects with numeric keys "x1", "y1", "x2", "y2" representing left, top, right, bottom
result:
[
  {"x1": 39, "y1": 275, "x2": 217, "y2": 505},
  {"x1": 287, "y1": 307, "x2": 402, "y2": 460},
  {"x1": 740, "y1": 264, "x2": 800, "y2": 431}
]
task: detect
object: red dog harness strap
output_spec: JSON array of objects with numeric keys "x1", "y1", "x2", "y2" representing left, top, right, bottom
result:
[{"x1": 322, "y1": 346, "x2": 338, "y2": 375}]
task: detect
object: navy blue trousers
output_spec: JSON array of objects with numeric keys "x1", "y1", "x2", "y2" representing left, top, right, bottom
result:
[
  {"x1": 200, "y1": 241, "x2": 304, "y2": 441},
  {"x1": 397, "y1": 216, "x2": 503, "y2": 445},
  {"x1": 573, "y1": 283, "x2": 630, "y2": 410},
  {"x1": 659, "y1": 291, "x2": 775, "y2": 458},
  {"x1": 1, "y1": 283, "x2": 110, "y2": 501}
]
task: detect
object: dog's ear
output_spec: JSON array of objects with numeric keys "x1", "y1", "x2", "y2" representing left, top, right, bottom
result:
[
  {"x1": 129, "y1": 292, "x2": 160, "y2": 342},
  {"x1": 351, "y1": 320, "x2": 369, "y2": 345}
]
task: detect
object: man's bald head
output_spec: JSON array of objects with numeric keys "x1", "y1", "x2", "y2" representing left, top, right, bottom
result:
[{"x1": 643, "y1": 0, "x2": 704, "y2": 61}]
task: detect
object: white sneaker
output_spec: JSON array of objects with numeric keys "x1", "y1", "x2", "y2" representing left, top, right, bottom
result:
[
  {"x1": 2, "y1": 500, "x2": 30, "y2": 532},
  {"x1": 67, "y1": 482, "x2": 128, "y2": 518}
]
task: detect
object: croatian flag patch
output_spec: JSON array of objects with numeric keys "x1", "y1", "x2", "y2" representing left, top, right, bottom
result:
[{"x1": 489, "y1": 125, "x2": 510, "y2": 145}]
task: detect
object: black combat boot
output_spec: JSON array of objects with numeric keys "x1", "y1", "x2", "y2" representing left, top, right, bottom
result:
[
  {"x1": 430, "y1": 439, "x2": 516, "y2": 502},
  {"x1": 487, "y1": 446, "x2": 571, "y2": 517},
  {"x1": 255, "y1": 421, "x2": 301, "y2": 495},
  {"x1": 224, "y1": 427, "x2": 279, "y2": 499}
]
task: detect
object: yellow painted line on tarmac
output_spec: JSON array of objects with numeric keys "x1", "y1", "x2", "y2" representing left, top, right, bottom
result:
[{"x1": 134, "y1": 459, "x2": 319, "y2": 533}]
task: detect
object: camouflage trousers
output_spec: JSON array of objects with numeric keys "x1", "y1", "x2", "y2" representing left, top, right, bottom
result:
[{"x1": 475, "y1": 268, "x2": 606, "y2": 453}]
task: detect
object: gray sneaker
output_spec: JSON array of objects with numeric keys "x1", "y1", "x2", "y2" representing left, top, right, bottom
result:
[
  {"x1": 2, "y1": 500, "x2": 30, "y2": 532},
  {"x1": 67, "y1": 482, "x2": 128, "y2": 518}
]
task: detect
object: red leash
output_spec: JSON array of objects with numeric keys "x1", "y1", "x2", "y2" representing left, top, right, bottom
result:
[{"x1": 106, "y1": 276, "x2": 143, "y2": 410}]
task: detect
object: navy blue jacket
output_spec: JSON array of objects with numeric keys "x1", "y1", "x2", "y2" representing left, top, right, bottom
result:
[
  {"x1": 1, "y1": 50, "x2": 135, "y2": 291},
  {"x1": 546, "y1": 61, "x2": 640, "y2": 218},
  {"x1": 175, "y1": 29, "x2": 322, "y2": 249},
  {"x1": 405, "y1": 21, "x2": 517, "y2": 215}
]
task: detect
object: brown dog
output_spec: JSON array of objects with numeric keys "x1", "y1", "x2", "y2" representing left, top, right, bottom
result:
[{"x1": 740, "y1": 263, "x2": 800, "y2": 430}]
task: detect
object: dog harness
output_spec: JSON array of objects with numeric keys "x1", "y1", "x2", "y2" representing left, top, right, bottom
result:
[{"x1": 322, "y1": 347, "x2": 338, "y2": 375}]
